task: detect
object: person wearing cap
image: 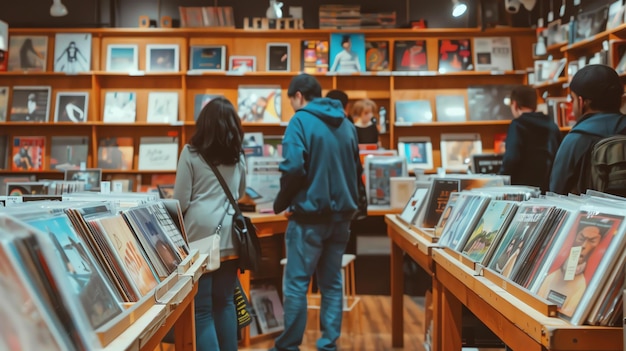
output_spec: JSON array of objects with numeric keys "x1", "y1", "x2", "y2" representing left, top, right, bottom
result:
[
  {"x1": 499, "y1": 85, "x2": 561, "y2": 193},
  {"x1": 271, "y1": 74, "x2": 360, "y2": 351},
  {"x1": 549, "y1": 64, "x2": 626, "y2": 194}
]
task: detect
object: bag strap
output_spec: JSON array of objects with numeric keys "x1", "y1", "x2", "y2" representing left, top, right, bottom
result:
[{"x1": 202, "y1": 155, "x2": 244, "y2": 218}]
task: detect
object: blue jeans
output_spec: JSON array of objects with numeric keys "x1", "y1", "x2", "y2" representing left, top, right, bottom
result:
[
  {"x1": 273, "y1": 219, "x2": 351, "y2": 351},
  {"x1": 195, "y1": 259, "x2": 238, "y2": 351}
]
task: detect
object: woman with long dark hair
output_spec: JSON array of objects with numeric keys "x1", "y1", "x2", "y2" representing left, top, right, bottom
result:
[{"x1": 174, "y1": 97, "x2": 245, "y2": 351}]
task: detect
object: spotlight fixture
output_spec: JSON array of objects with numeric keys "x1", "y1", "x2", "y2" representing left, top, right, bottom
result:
[
  {"x1": 452, "y1": 0, "x2": 468, "y2": 17},
  {"x1": 50, "y1": 0, "x2": 68, "y2": 17}
]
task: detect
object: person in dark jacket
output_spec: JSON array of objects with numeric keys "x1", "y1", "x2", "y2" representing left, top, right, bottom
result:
[
  {"x1": 499, "y1": 85, "x2": 561, "y2": 192},
  {"x1": 550, "y1": 64, "x2": 626, "y2": 194},
  {"x1": 271, "y1": 74, "x2": 360, "y2": 351}
]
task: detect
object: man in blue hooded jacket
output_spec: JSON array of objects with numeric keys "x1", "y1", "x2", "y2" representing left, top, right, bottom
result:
[
  {"x1": 271, "y1": 74, "x2": 360, "y2": 351},
  {"x1": 550, "y1": 64, "x2": 626, "y2": 194}
]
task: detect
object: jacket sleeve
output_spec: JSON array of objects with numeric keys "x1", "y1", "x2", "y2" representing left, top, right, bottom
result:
[
  {"x1": 174, "y1": 146, "x2": 193, "y2": 214},
  {"x1": 499, "y1": 122, "x2": 521, "y2": 176},
  {"x1": 273, "y1": 118, "x2": 308, "y2": 213},
  {"x1": 549, "y1": 134, "x2": 580, "y2": 194}
]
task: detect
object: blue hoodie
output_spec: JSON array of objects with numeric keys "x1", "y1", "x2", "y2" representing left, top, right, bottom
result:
[
  {"x1": 273, "y1": 97, "x2": 360, "y2": 222},
  {"x1": 550, "y1": 112, "x2": 626, "y2": 194}
]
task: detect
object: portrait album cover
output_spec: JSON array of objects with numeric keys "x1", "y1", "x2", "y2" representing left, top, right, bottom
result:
[
  {"x1": 440, "y1": 133, "x2": 482, "y2": 172},
  {"x1": 394, "y1": 100, "x2": 433, "y2": 124},
  {"x1": 364, "y1": 155, "x2": 407, "y2": 209},
  {"x1": 64, "y1": 169, "x2": 102, "y2": 191},
  {"x1": 438, "y1": 39, "x2": 473, "y2": 73},
  {"x1": 435, "y1": 95, "x2": 466, "y2": 122},
  {"x1": 106, "y1": 44, "x2": 139, "y2": 72},
  {"x1": 471, "y1": 153, "x2": 504, "y2": 174},
  {"x1": 9, "y1": 86, "x2": 51, "y2": 122},
  {"x1": 97, "y1": 137, "x2": 134, "y2": 170},
  {"x1": 434, "y1": 192, "x2": 461, "y2": 237},
  {"x1": 421, "y1": 178, "x2": 461, "y2": 229},
  {"x1": 7, "y1": 35, "x2": 48, "y2": 72},
  {"x1": 12, "y1": 136, "x2": 45, "y2": 171},
  {"x1": 300, "y1": 40, "x2": 329, "y2": 74},
  {"x1": 237, "y1": 85, "x2": 282, "y2": 123},
  {"x1": 365, "y1": 40, "x2": 389, "y2": 72},
  {"x1": 473, "y1": 37, "x2": 512, "y2": 72},
  {"x1": 189, "y1": 45, "x2": 226, "y2": 71},
  {"x1": 17, "y1": 214, "x2": 125, "y2": 330},
  {"x1": 146, "y1": 44, "x2": 179, "y2": 72},
  {"x1": 103, "y1": 91, "x2": 137, "y2": 123},
  {"x1": 55, "y1": 92, "x2": 89, "y2": 123},
  {"x1": 266, "y1": 43, "x2": 290, "y2": 72},
  {"x1": 397, "y1": 187, "x2": 429, "y2": 226},
  {"x1": 147, "y1": 92, "x2": 179, "y2": 123},
  {"x1": 137, "y1": 136, "x2": 179, "y2": 171},
  {"x1": 193, "y1": 93, "x2": 223, "y2": 121},
  {"x1": 467, "y1": 85, "x2": 516, "y2": 121},
  {"x1": 393, "y1": 40, "x2": 428, "y2": 71},
  {"x1": 50, "y1": 136, "x2": 89, "y2": 170},
  {"x1": 397, "y1": 136, "x2": 433, "y2": 171},
  {"x1": 229, "y1": 55, "x2": 256, "y2": 73},
  {"x1": 461, "y1": 200, "x2": 519, "y2": 265},
  {"x1": 53, "y1": 33, "x2": 92, "y2": 73},
  {"x1": 329, "y1": 33, "x2": 365, "y2": 73},
  {"x1": 250, "y1": 285, "x2": 284, "y2": 334},
  {"x1": 0, "y1": 86, "x2": 8, "y2": 122}
]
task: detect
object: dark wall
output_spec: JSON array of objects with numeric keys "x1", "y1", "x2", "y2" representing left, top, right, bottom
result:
[{"x1": 2, "y1": 0, "x2": 507, "y2": 29}]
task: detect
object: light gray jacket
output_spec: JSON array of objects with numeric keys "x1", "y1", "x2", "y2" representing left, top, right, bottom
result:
[{"x1": 174, "y1": 145, "x2": 246, "y2": 259}]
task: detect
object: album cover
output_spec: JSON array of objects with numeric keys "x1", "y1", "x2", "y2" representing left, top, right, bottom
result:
[
  {"x1": 137, "y1": 136, "x2": 179, "y2": 171},
  {"x1": 146, "y1": 44, "x2": 179, "y2": 72},
  {"x1": 105, "y1": 44, "x2": 138, "y2": 72},
  {"x1": 266, "y1": 43, "x2": 290, "y2": 72},
  {"x1": 574, "y1": 6, "x2": 609, "y2": 43},
  {"x1": 422, "y1": 178, "x2": 461, "y2": 228},
  {"x1": 397, "y1": 136, "x2": 433, "y2": 171},
  {"x1": 229, "y1": 56, "x2": 256, "y2": 72},
  {"x1": 438, "y1": 193, "x2": 491, "y2": 250},
  {"x1": 440, "y1": 133, "x2": 482, "y2": 172},
  {"x1": 9, "y1": 86, "x2": 51, "y2": 122},
  {"x1": 301, "y1": 40, "x2": 329, "y2": 74},
  {"x1": 0, "y1": 86, "x2": 7, "y2": 122},
  {"x1": 398, "y1": 187, "x2": 429, "y2": 226},
  {"x1": 64, "y1": 169, "x2": 102, "y2": 191},
  {"x1": 364, "y1": 156, "x2": 407, "y2": 208},
  {"x1": 97, "y1": 137, "x2": 134, "y2": 170},
  {"x1": 393, "y1": 40, "x2": 428, "y2": 71},
  {"x1": 53, "y1": 33, "x2": 92, "y2": 73},
  {"x1": 467, "y1": 85, "x2": 516, "y2": 121},
  {"x1": 8, "y1": 35, "x2": 47, "y2": 72},
  {"x1": 606, "y1": 0, "x2": 624, "y2": 31},
  {"x1": 0, "y1": 20, "x2": 7, "y2": 71},
  {"x1": 54, "y1": 92, "x2": 89, "y2": 123},
  {"x1": 251, "y1": 286, "x2": 284, "y2": 334},
  {"x1": 435, "y1": 95, "x2": 466, "y2": 122},
  {"x1": 471, "y1": 153, "x2": 504, "y2": 174},
  {"x1": 329, "y1": 33, "x2": 365, "y2": 73},
  {"x1": 365, "y1": 40, "x2": 389, "y2": 71},
  {"x1": 473, "y1": 37, "x2": 513, "y2": 71},
  {"x1": 193, "y1": 93, "x2": 223, "y2": 121},
  {"x1": 395, "y1": 100, "x2": 433, "y2": 124},
  {"x1": 103, "y1": 91, "x2": 136, "y2": 123},
  {"x1": 189, "y1": 45, "x2": 226, "y2": 71},
  {"x1": 244, "y1": 132, "x2": 264, "y2": 157},
  {"x1": 11, "y1": 136, "x2": 45, "y2": 171},
  {"x1": 237, "y1": 86, "x2": 282, "y2": 123},
  {"x1": 438, "y1": 39, "x2": 473, "y2": 73},
  {"x1": 6, "y1": 182, "x2": 47, "y2": 196},
  {"x1": 146, "y1": 92, "x2": 178, "y2": 123},
  {"x1": 50, "y1": 136, "x2": 89, "y2": 170}
]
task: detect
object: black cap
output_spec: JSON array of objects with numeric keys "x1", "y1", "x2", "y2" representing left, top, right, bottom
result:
[
  {"x1": 569, "y1": 64, "x2": 623, "y2": 102},
  {"x1": 287, "y1": 74, "x2": 322, "y2": 99}
]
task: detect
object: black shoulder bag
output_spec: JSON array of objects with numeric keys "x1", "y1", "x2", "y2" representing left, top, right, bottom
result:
[{"x1": 206, "y1": 161, "x2": 262, "y2": 273}]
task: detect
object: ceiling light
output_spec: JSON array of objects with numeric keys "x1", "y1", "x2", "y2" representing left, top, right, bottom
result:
[
  {"x1": 50, "y1": 0, "x2": 68, "y2": 17},
  {"x1": 452, "y1": 0, "x2": 468, "y2": 17}
]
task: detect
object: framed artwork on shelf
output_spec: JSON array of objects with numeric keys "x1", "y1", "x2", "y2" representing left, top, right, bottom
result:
[
  {"x1": 7, "y1": 35, "x2": 48, "y2": 72},
  {"x1": 329, "y1": 33, "x2": 365, "y2": 73},
  {"x1": 50, "y1": 136, "x2": 89, "y2": 170},
  {"x1": 106, "y1": 44, "x2": 139, "y2": 72},
  {"x1": 53, "y1": 33, "x2": 92, "y2": 73},
  {"x1": 365, "y1": 40, "x2": 390, "y2": 72},
  {"x1": 146, "y1": 44, "x2": 179, "y2": 72},
  {"x1": 440, "y1": 133, "x2": 482, "y2": 172},
  {"x1": 9, "y1": 86, "x2": 51, "y2": 122},
  {"x1": 437, "y1": 39, "x2": 473, "y2": 73},
  {"x1": 473, "y1": 37, "x2": 512, "y2": 71},
  {"x1": 54, "y1": 92, "x2": 89, "y2": 123},
  {"x1": 64, "y1": 169, "x2": 102, "y2": 191},
  {"x1": 393, "y1": 40, "x2": 427, "y2": 71},
  {"x1": 189, "y1": 45, "x2": 226, "y2": 72},
  {"x1": 300, "y1": 40, "x2": 329, "y2": 74},
  {"x1": 573, "y1": 6, "x2": 609, "y2": 43},
  {"x1": 146, "y1": 92, "x2": 179, "y2": 123},
  {"x1": 397, "y1": 136, "x2": 434, "y2": 171},
  {"x1": 467, "y1": 85, "x2": 516, "y2": 121},
  {"x1": 229, "y1": 55, "x2": 257, "y2": 73},
  {"x1": 266, "y1": 43, "x2": 290, "y2": 72},
  {"x1": 237, "y1": 85, "x2": 281, "y2": 123},
  {"x1": 103, "y1": 91, "x2": 137, "y2": 123},
  {"x1": 364, "y1": 155, "x2": 407, "y2": 209},
  {"x1": 435, "y1": 95, "x2": 466, "y2": 122}
]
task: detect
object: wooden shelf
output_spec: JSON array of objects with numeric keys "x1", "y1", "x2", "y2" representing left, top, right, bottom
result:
[
  {"x1": 533, "y1": 76, "x2": 568, "y2": 90},
  {"x1": 394, "y1": 120, "x2": 511, "y2": 127}
]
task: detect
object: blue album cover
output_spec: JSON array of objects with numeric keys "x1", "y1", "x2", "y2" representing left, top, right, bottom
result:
[
  {"x1": 190, "y1": 46, "x2": 225, "y2": 71},
  {"x1": 329, "y1": 33, "x2": 365, "y2": 73}
]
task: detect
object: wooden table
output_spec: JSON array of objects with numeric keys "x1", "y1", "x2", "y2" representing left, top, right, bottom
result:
[{"x1": 385, "y1": 214, "x2": 440, "y2": 348}]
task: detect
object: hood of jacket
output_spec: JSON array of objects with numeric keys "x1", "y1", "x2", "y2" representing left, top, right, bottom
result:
[
  {"x1": 572, "y1": 112, "x2": 626, "y2": 137},
  {"x1": 299, "y1": 97, "x2": 346, "y2": 127}
]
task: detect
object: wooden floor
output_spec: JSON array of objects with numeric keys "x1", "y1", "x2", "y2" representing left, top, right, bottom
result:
[{"x1": 240, "y1": 295, "x2": 426, "y2": 351}]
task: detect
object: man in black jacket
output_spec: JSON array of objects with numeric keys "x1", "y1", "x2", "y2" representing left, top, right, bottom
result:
[
  {"x1": 500, "y1": 85, "x2": 561, "y2": 192},
  {"x1": 550, "y1": 64, "x2": 626, "y2": 194}
]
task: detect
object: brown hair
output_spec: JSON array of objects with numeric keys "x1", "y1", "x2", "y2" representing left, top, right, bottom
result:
[
  {"x1": 351, "y1": 99, "x2": 378, "y2": 118},
  {"x1": 510, "y1": 85, "x2": 538, "y2": 110}
]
